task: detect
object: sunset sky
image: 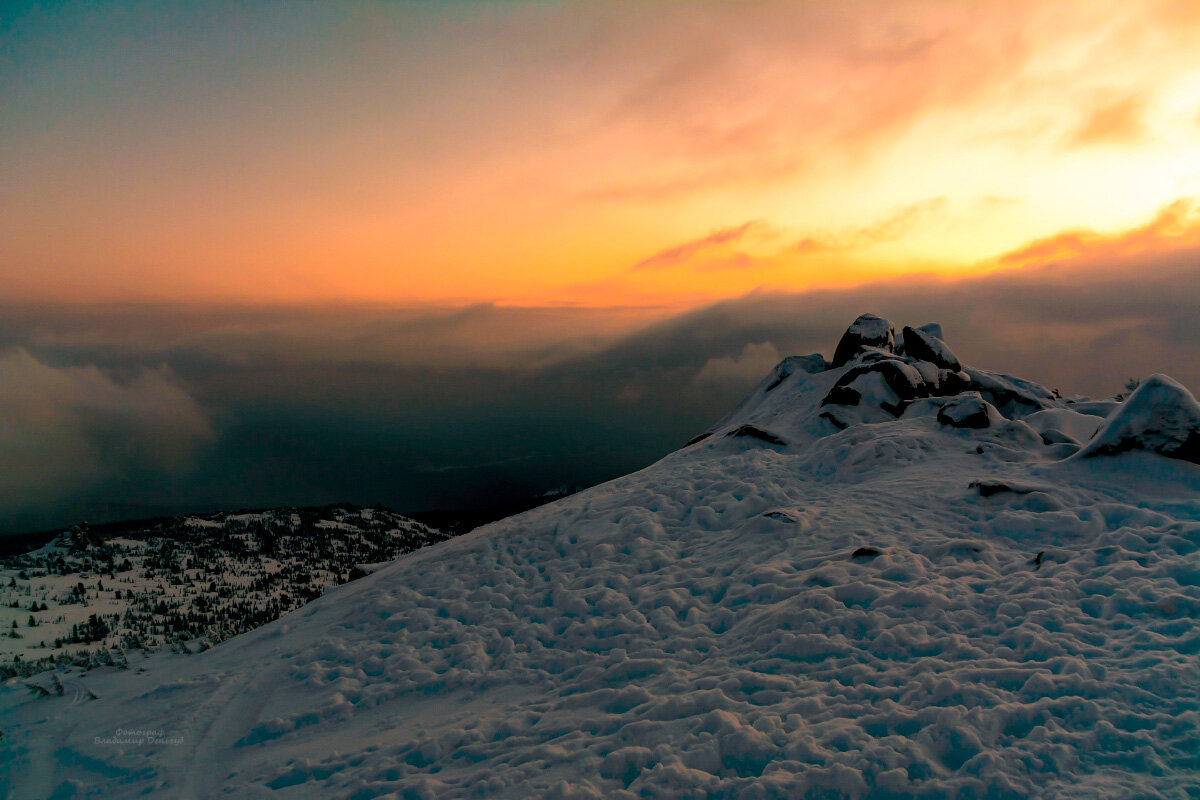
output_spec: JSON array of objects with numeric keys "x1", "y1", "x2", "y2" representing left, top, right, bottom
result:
[
  {"x1": 4, "y1": 0, "x2": 1200, "y2": 533},
  {"x1": 4, "y1": 0, "x2": 1200, "y2": 308}
]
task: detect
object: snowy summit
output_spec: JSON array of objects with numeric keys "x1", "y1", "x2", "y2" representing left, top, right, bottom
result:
[{"x1": 2, "y1": 314, "x2": 1199, "y2": 799}]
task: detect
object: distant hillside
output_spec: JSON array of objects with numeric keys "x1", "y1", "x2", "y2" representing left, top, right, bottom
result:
[{"x1": 0, "y1": 506, "x2": 449, "y2": 678}]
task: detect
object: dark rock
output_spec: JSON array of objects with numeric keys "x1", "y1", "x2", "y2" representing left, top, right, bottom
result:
[
  {"x1": 875, "y1": 360, "x2": 927, "y2": 401},
  {"x1": 936, "y1": 369, "x2": 972, "y2": 397},
  {"x1": 901, "y1": 326, "x2": 961, "y2": 371},
  {"x1": 831, "y1": 314, "x2": 895, "y2": 368},
  {"x1": 963, "y1": 369, "x2": 1053, "y2": 418},
  {"x1": 854, "y1": 347, "x2": 901, "y2": 365},
  {"x1": 910, "y1": 360, "x2": 941, "y2": 387},
  {"x1": 726, "y1": 424, "x2": 787, "y2": 446},
  {"x1": 937, "y1": 393, "x2": 994, "y2": 429},
  {"x1": 1076, "y1": 373, "x2": 1200, "y2": 464},
  {"x1": 969, "y1": 480, "x2": 1043, "y2": 497},
  {"x1": 684, "y1": 432, "x2": 712, "y2": 447},
  {"x1": 820, "y1": 384, "x2": 863, "y2": 407},
  {"x1": 851, "y1": 547, "x2": 880, "y2": 559},
  {"x1": 827, "y1": 359, "x2": 928, "y2": 405}
]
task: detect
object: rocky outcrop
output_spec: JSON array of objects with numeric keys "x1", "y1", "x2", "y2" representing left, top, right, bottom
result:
[
  {"x1": 831, "y1": 314, "x2": 895, "y2": 367},
  {"x1": 937, "y1": 393, "x2": 997, "y2": 429},
  {"x1": 961, "y1": 369, "x2": 1053, "y2": 419},
  {"x1": 823, "y1": 359, "x2": 928, "y2": 408},
  {"x1": 713, "y1": 314, "x2": 1200, "y2": 475},
  {"x1": 821, "y1": 316, "x2": 977, "y2": 417},
  {"x1": 900, "y1": 325, "x2": 961, "y2": 371},
  {"x1": 1076, "y1": 374, "x2": 1200, "y2": 464}
]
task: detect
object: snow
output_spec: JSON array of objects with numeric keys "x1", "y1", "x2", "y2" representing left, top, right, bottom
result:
[
  {"x1": 183, "y1": 517, "x2": 223, "y2": 528},
  {"x1": 0, "y1": 507, "x2": 447, "y2": 677},
  {"x1": 846, "y1": 313, "x2": 892, "y2": 343},
  {"x1": 900, "y1": 325, "x2": 961, "y2": 371},
  {"x1": 1023, "y1": 408, "x2": 1105, "y2": 446},
  {"x1": 831, "y1": 313, "x2": 895, "y2": 367},
  {"x1": 935, "y1": 392, "x2": 1000, "y2": 429},
  {"x1": 2, "y1": 316, "x2": 1199, "y2": 799},
  {"x1": 1076, "y1": 373, "x2": 1200, "y2": 463}
]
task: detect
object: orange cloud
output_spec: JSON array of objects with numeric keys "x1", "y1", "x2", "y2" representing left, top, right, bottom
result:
[
  {"x1": 3, "y1": 1, "x2": 1200, "y2": 308},
  {"x1": 1066, "y1": 93, "x2": 1148, "y2": 147},
  {"x1": 999, "y1": 197, "x2": 1200, "y2": 266},
  {"x1": 793, "y1": 198, "x2": 949, "y2": 255},
  {"x1": 632, "y1": 222, "x2": 761, "y2": 271}
]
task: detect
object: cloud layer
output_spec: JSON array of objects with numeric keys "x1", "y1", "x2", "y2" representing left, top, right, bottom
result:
[
  {"x1": 2, "y1": 239, "x2": 1198, "y2": 534},
  {"x1": 0, "y1": 349, "x2": 211, "y2": 529}
]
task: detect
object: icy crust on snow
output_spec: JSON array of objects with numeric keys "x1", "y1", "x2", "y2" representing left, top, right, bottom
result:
[{"x1": 3, "y1": 317, "x2": 1200, "y2": 799}]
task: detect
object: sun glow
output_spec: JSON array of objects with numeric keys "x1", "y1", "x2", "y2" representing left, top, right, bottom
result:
[{"x1": 3, "y1": 1, "x2": 1200, "y2": 308}]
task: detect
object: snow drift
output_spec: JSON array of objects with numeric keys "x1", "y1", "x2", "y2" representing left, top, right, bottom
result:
[
  {"x1": 2, "y1": 315, "x2": 1199, "y2": 799},
  {"x1": 1075, "y1": 374, "x2": 1200, "y2": 463}
]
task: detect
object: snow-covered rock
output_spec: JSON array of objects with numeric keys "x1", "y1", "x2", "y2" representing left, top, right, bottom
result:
[
  {"x1": 823, "y1": 359, "x2": 928, "y2": 408},
  {"x1": 3, "y1": 317, "x2": 1199, "y2": 800},
  {"x1": 1076, "y1": 373, "x2": 1200, "y2": 464},
  {"x1": 693, "y1": 354, "x2": 827, "y2": 445},
  {"x1": 830, "y1": 313, "x2": 895, "y2": 367},
  {"x1": 936, "y1": 391, "x2": 999, "y2": 429},
  {"x1": 962, "y1": 368, "x2": 1054, "y2": 418},
  {"x1": 901, "y1": 325, "x2": 961, "y2": 371}
]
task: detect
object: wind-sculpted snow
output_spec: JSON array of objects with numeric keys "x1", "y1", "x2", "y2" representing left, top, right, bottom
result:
[
  {"x1": 1077, "y1": 374, "x2": 1200, "y2": 464},
  {"x1": 2, "y1": 317, "x2": 1199, "y2": 799}
]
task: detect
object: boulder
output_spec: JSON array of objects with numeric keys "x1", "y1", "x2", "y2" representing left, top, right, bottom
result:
[
  {"x1": 896, "y1": 323, "x2": 942, "y2": 355},
  {"x1": 1075, "y1": 374, "x2": 1200, "y2": 464},
  {"x1": 910, "y1": 360, "x2": 941, "y2": 387},
  {"x1": 962, "y1": 369, "x2": 1053, "y2": 419},
  {"x1": 901, "y1": 325, "x2": 961, "y2": 371},
  {"x1": 824, "y1": 359, "x2": 928, "y2": 406},
  {"x1": 936, "y1": 369, "x2": 972, "y2": 397},
  {"x1": 937, "y1": 392, "x2": 998, "y2": 429},
  {"x1": 831, "y1": 314, "x2": 895, "y2": 367},
  {"x1": 821, "y1": 384, "x2": 863, "y2": 407}
]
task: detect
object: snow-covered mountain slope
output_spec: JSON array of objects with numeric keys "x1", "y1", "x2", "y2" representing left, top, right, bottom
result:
[
  {"x1": 2, "y1": 316, "x2": 1199, "y2": 799},
  {"x1": 0, "y1": 506, "x2": 448, "y2": 679}
]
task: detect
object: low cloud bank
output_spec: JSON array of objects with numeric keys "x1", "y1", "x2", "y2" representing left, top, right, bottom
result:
[
  {"x1": 0, "y1": 349, "x2": 212, "y2": 530},
  {"x1": 2, "y1": 247, "x2": 1197, "y2": 533}
]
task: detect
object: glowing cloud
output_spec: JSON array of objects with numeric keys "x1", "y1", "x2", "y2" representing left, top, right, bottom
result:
[{"x1": 2, "y1": 1, "x2": 1200, "y2": 307}]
